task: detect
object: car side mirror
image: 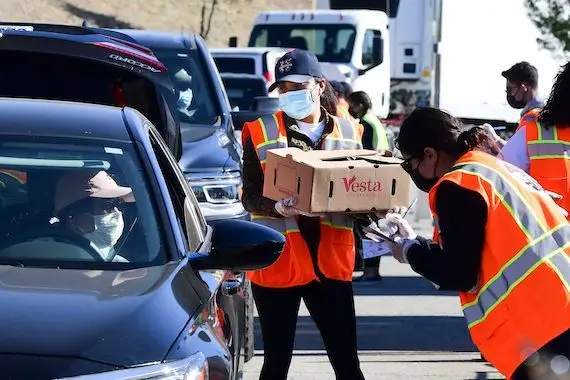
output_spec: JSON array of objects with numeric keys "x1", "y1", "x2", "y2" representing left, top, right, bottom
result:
[
  {"x1": 252, "y1": 96, "x2": 279, "y2": 112},
  {"x1": 188, "y1": 219, "x2": 285, "y2": 271}
]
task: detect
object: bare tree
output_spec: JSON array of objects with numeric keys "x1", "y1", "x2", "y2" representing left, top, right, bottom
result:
[
  {"x1": 524, "y1": 0, "x2": 570, "y2": 59},
  {"x1": 199, "y1": 0, "x2": 219, "y2": 40}
]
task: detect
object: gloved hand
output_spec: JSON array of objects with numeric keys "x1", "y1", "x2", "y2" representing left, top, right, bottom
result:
[
  {"x1": 481, "y1": 123, "x2": 501, "y2": 142},
  {"x1": 385, "y1": 213, "x2": 417, "y2": 239},
  {"x1": 374, "y1": 205, "x2": 408, "y2": 220},
  {"x1": 274, "y1": 196, "x2": 319, "y2": 218}
]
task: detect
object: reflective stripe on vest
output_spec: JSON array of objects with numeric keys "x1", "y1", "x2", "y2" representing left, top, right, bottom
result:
[
  {"x1": 254, "y1": 114, "x2": 287, "y2": 166},
  {"x1": 323, "y1": 118, "x2": 363, "y2": 150},
  {"x1": 451, "y1": 161, "x2": 570, "y2": 328},
  {"x1": 527, "y1": 122, "x2": 570, "y2": 161}
]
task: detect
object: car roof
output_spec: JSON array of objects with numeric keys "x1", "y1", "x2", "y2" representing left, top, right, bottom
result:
[
  {"x1": 0, "y1": 98, "x2": 133, "y2": 142},
  {"x1": 110, "y1": 29, "x2": 198, "y2": 50},
  {"x1": 210, "y1": 47, "x2": 290, "y2": 55},
  {"x1": 0, "y1": 23, "x2": 168, "y2": 75},
  {"x1": 220, "y1": 73, "x2": 266, "y2": 81}
]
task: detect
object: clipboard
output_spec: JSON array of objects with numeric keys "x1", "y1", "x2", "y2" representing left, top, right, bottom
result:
[{"x1": 362, "y1": 226, "x2": 397, "y2": 244}]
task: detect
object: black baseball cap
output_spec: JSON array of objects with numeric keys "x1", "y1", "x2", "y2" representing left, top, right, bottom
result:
[
  {"x1": 268, "y1": 49, "x2": 325, "y2": 92},
  {"x1": 501, "y1": 61, "x2": 539, "y2": 88}
]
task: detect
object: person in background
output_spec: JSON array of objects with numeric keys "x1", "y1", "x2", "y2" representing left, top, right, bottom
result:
[
  {"x1": 241, "y1": 49, "x2": 366, "y2": 380},
  {"x1": 382, "y1": 107, "x2": 570, "y2": 380},
  {"x1": 503, "y1": 61, "x2": 543, "y2": 130},
  {"x1": 331, "y1": 80, "x2": 356, "y2": 121},
  {"x1": 348, "y1": 91, "x2": 390, "y2": 152},
  {"x1": 498, "y1": 61, "x2": 570, "y2": 218}
]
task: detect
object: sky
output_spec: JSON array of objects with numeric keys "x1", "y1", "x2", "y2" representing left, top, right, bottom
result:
[{"x1": 439, "y1": 0, "x2": 564, "y2": 122}]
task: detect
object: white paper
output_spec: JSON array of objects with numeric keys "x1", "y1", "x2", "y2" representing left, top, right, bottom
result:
[{"x1": 362, "y1": 239, "x2": 393, "y2": 259}]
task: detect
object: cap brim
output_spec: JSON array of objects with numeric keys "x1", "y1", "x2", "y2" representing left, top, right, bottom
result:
[
  {"x1": 90, "y1": 186, "x2": 135, "y2": 203},
  {"x1": 268, "y1": 74, "x2": 315, "y2": 92}
]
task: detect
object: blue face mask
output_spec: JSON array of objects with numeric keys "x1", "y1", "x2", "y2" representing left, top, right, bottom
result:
[{"x1": 278, "y1": 88, "x2": 316, "y2": 120}]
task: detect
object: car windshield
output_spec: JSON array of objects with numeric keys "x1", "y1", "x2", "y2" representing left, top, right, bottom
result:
[
  {"x1": 152, "y1": 48, "x2": 219, "y2": 127},
  {"x1": 0, "y1": 138, "x2": 165, "y2": 269},
  {"x1": 249, "y1": 24, "x2": 356, "y2": 63},
  {"x1": 222, "y1": 76, "x2": 268, "y2": 111}
]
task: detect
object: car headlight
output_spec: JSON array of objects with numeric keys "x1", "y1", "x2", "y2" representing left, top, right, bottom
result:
[
  {"x1": 188, "y1": 175, "x2": 242, "y2": 205},
  {"x1": 58, "y1": 352, "x2": 208, "y2": 379}
]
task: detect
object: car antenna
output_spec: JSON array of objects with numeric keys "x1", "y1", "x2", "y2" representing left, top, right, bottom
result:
[{"x1": 81, "y1": 20, "x2": 89, "y2": 27}]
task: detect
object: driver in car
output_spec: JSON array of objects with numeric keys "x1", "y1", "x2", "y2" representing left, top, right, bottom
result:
[{"x1": 53, "y1": 170, "x2": 135, "y2": 262}]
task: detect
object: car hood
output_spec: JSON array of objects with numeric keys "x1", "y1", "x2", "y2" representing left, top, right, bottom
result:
[
  {"x1": 0, "y1": 263, "x2": 199, "y2": 367},
  {"x1": 178, "y1": 124, "x2": 241, "y2": 174}
]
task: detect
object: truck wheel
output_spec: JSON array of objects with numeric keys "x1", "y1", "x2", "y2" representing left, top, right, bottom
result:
[{"x1": 243, "y1": 279, "x2": 255, "y2": 363}]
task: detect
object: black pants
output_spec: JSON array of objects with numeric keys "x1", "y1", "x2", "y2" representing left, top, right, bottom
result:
[
  {"x1": 512, "y1": 329, "x2": 570, "y2": 380},
  {"x1": 252, "y1": 279, "x2": 365, "y2": 380}
]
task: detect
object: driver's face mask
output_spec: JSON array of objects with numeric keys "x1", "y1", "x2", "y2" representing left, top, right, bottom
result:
[
  {"x1": 177, "y1": 88, "x2": 193, "y2": 112},
  {"x1": 83, "y1": 208, "x2": 125, "y2": 260}
]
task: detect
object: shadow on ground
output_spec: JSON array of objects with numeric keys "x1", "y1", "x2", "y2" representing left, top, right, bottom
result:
[
  {"x1": 61, "y1": 2, "x2": 137, "y2": 29},
  {"x1": 352, "y1": 275, "x2": 457, "y2": 297},
  {"x1": 254, "y1": 315, "x2": 477, "y2": 352}
]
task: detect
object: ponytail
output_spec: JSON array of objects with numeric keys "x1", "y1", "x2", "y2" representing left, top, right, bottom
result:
[{"x1": 456, "y1": 127, "x2": 500, "y2": 156}]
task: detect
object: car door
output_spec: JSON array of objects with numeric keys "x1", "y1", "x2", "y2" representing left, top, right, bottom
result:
[{"x1": 148, "y1": 127, "x2": 246, "y2": 377}]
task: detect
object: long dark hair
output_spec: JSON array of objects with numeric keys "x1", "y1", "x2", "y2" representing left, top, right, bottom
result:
[
  {"x1": 320, "y1": 80, "x2": 339, "y2": 116},
  {"x1": 395, "y1": 107, "x2": 497, "y2": 158},
  {"x1": 539, "y1": 62, "x2": 570, "y2": 126}
]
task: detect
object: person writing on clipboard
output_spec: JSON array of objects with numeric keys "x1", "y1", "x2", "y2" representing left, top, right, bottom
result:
[{"x1": 378, "y1": 107, "x2": 570, "y2": 380}]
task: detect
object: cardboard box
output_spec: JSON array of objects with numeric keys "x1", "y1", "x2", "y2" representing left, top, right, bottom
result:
[{"x1": 262, "y1": 148, "x2": 415, "y2": 213}]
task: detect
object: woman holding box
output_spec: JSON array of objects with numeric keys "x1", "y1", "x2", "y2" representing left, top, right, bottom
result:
[
  {"x1": 240, "y1": 49, "x2": 366, "y2": 380},
  {"x1": 383, "y1": 107, "x2": 570, "y2": 380}
]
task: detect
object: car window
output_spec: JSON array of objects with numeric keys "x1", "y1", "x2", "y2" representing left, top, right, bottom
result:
[
  {"x1": 152, "y1": 48, "x2": 219, "y2": 126},
  {"x1": 221, "y1": 77, "x2": 268, "y2": 110},
  {"x1": 362, "y1": 29, "x2": 382, "y2": 66},
  {"x1": 0, "y1": 138, "x2": 165, "y2": 268},
  {"x1": 214, "y1": 57, "x2": 257, "y2": 75},
  {"x1": 149, "y1": 127, "x2": 206, "y2": 252}
]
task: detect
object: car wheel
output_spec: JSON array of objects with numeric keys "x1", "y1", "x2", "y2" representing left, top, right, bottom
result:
[{"x1": 243, "y1": 279, "x2": 255, "y2": 363}]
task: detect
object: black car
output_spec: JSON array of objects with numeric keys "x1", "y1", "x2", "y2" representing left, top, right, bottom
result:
[
  {"x1": 0, "y1": 22, "x2": 182, "y2": 160},
  {"x1": 111, "y1": 29, "x2": 248, "y2": 224},
  {"x1": 220, "y1": 73, "x2": 269, "y2": 112},
  {"x1": 0, "y1": 98, "x2": 283, "y2": 379}
]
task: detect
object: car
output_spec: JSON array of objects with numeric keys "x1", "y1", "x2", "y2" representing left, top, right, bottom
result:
[
  {"x1": 111, "y1": 29, "x2": 248, "y2": 224},
  {"x1": 210, "y1": 47, "x2": 290, "y2": 95},
  {"x1": 0, "y1": 98, "x2": 284, "y2": 379},
  {"x1": 0, "y1": 22, "x2": 182, "y2": 160},
  {"x1": 221, "y1": 73, "x2": 269, "y2": 112},
  {"x1": 219, "y1": 73, "x2": 280, "y2": 137}
]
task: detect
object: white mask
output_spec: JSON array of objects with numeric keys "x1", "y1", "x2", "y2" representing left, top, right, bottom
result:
[
  {"x1": 84, "y1": 208, "x2": 125, "y2": 261},
  {"x1": 177, "y1": 89, "x2": 193, "y2": 112}
]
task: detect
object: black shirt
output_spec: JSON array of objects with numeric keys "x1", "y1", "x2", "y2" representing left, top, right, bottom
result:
[{"x1": 406, "y1": 181, "x2": 488, "y2": 292}]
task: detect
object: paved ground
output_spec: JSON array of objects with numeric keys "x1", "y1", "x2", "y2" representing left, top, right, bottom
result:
[{"x1": 243, "y1": 218, "x2": 506, "y2": 380}]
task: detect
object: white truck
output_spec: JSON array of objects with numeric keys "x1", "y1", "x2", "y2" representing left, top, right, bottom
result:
[
  {"x1": 241, "y1": 9, "x2": 391, "y2": 118},
  {"x1": 316, "y1": 0, "x2": 443, "y2": 126},
  {"x1": 239, "y1": 0, "x2": 443, "y2": 126}
]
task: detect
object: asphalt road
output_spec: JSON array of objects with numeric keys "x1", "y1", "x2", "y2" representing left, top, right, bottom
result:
[{"x1": 242, "y1": 218, "x2": 506, "y2": 380}]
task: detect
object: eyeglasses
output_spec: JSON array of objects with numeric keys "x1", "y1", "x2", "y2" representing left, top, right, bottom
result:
[{"x1": 400, "y1": 157, "x2": 416, "y2": 174}]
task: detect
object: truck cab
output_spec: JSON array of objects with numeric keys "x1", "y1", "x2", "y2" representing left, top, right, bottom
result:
[{"x1": 247, "y1": 10, "x2": 390, "y2": 118}]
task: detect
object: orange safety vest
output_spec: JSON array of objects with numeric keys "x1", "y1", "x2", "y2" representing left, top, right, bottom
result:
[
  {"x1": 428, "y1": 150, "x2": 570, "y2": 379},
  {"x1": 336, "y1": 104, "x2": 364, "y2": 138},
  {"x1": 517, "y1": 107, "x2": 541, "y2": 132},
  {"x1": 242, "y1": 111, "x2": 363, "y2": 288},
  {"x1": 524, "y1": 121, "x2": 570, "y2": 218}
]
